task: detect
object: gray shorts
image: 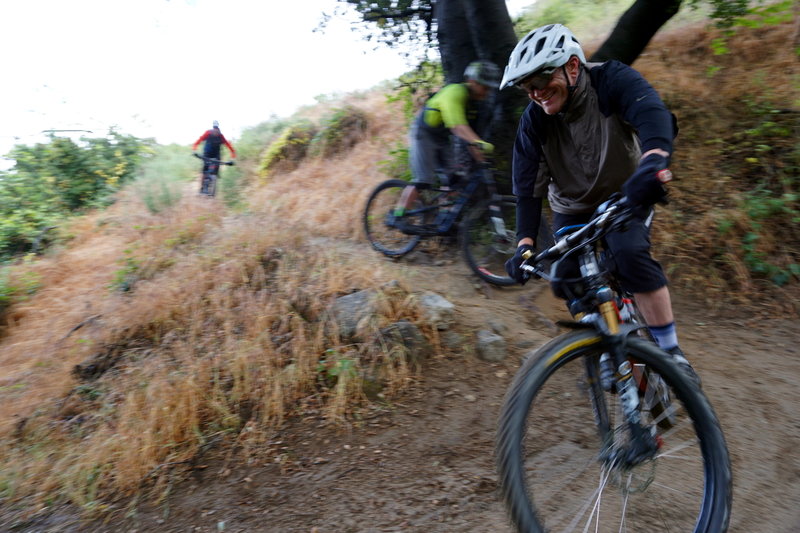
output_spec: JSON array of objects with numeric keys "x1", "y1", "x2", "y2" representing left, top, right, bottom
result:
[{"x1": 409, "y1": 115, "x2": 452, "y2": 186}]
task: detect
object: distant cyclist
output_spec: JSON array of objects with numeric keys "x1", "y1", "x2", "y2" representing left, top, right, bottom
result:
[
  {"x1": 388, "y1": 60, "x2": 500, "y2": 230},
  {"x1": 192, "y1": 120, "x2": 236, "y2": 183}
]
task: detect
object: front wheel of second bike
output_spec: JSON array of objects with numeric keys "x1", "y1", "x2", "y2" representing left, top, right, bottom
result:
[{"x1": 496, "y1": 331, "x2": 732, "y2": 533}]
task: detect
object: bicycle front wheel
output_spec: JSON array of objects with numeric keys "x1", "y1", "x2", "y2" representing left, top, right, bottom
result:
[
  {"x1": 496, "y1": 330, "x2": 731, "y2": 533},
  {"x1": 460, "y1": 198, "x2": 517, "y2": 286},
  {"x1": 363, "y1": 179, "x2": 426, "y2": 257}
]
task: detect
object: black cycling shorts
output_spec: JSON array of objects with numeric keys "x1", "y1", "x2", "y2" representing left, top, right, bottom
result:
[{"x1": 550, "y1": 209, "x2": 668, "y2": 298}]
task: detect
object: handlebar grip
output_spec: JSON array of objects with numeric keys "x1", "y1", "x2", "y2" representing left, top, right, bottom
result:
[{"x1": 521, "y1": 249, "x2": 534, "y2": 260}]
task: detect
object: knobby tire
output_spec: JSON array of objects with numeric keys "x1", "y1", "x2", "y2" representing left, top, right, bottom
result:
[
  {"x1": 496, "y1": 330, "x2": 732, "y2": 533},
  {"x1": 363, "y1": 179, "x2": 427, "y2": 258}
]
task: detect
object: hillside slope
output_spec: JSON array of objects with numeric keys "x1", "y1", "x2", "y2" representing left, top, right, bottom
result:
[{"x1": 0, "y1": 18, "x2": 798, "y2": 532}]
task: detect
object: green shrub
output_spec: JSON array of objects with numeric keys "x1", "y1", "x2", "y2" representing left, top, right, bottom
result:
[
  {"x1": 258, "y1": 121, "x2": 317, "y2": 178},
  {"x1": 716, "y1": 98, "x2": 799, "y2": 286},
  {"x1": 0, "y1": 131, "x2": 152, "y2": 259},
  {"x1": 0, "y1": 263, "x2": 41, "y2": 317},
  {"x1": 378, "y1": 143, "x2": 412, "y2": 182},
  {"x1": 309, "y1": 106, "x2": 369, "y2": 158},
  {"x1": 387, "y1": 61, "x2": 443, "y2": 123},
  {"x1": 236, "y1": 117, "x2": 290, "y2": 161}
]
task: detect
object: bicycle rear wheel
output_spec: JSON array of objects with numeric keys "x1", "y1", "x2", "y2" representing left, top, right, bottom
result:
[
  {"x1": 496, "y1": 331, "x2": 731, "y2": 533},
  {"x1": 363, "y1": 179, "x2": 427, "y2": 257},
  {"x1": 208, "y1": 175, "x2": 217, "y2": 197}
]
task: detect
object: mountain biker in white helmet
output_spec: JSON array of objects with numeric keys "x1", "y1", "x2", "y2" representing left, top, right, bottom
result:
[
  {"x1": 501, "y1": 24, "x2": 699, "y2": 384},
  {"x1": 388, "y1": 60, "x2": 500, "y2": 232}
]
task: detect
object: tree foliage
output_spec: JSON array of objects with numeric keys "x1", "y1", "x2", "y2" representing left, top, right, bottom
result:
[
  {"x1": 0, "y1": 131, "x2": 152, "y2": 259},
  {"x1": 333, "y1": 0, "x2": 763, "y2": 71},
  {"x1": 321, "y1": 1, "x2": 434, "y2": 59}
]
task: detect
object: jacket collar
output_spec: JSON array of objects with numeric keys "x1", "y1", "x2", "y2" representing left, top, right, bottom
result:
[{"x1": 560, "y1": 65, "x2": 590, "y2": 122}]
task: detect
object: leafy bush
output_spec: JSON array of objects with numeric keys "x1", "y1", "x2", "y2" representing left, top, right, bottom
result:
[
  {"x1": 387, "y1": 61, "x2": 443, "y2": 122},
  {"x1": 514, "y1": 0, "x2": 635, "y2": 40},
  {"x1": 258, "y1": 121, "x2": 318, "y2": 178},
  {"x1": 0, "y1": 263, "x2": 41, "y2": 319},
  {"x1": 0, "y1": 131, "x2": 152, "y2": 260},
  {"x1": 309, "y1": 106, "x2": 369, "y2": 158},
  {"x1": 378, "y1": 143, "x2": 413, "y2": 182},
  {"x1": 236, "y1": 117, "x2": 290, "y2": 161},
  {"x1": 710, "y1": 98, "x2": 799, "y2": 286}
]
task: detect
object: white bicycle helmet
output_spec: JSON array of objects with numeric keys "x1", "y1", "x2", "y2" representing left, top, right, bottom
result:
[
  {"x1": 500, "y1": 24, "x2": 586, "y2": 89},
  {"x1": 212, "y1": 120, "x2": 220, "y2": 128},
  {"x1": 464, "y1": 60, "x2": 501, "y2": 87}
]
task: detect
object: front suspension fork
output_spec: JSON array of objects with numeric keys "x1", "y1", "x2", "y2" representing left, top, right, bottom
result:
[{"x1": 598, "y1": 300, "x2": 659, "y2": 465}]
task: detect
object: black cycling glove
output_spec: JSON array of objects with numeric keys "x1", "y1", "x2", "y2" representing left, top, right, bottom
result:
[
  {"x1": 505, "y1": 244, "x2": 536, "y2": 285},
  {"x1": 622, "y1": 153, "x2": 672, "y2": 208}
]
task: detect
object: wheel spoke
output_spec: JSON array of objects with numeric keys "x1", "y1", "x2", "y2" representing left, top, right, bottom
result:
[
  {"x1": 460, "y1": 200, "x2": 516, "y2": 285},
  {"x1": 497, "y1": 335, "x2": 730, "y2": 533},
  {"x1": 363, "y1": 180, "x2": 423, "y2": 257}
]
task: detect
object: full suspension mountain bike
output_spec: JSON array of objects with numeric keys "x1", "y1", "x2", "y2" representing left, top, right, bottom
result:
[
  {"x1": 193, "y1": 153, "x2": 234, "y2": 197},
  {"x1": 363, "y1": 162, "x2": 551, "y2": 286},
  {"x1": 495, "y1": 197, "x2": 732, "y2": 533}
]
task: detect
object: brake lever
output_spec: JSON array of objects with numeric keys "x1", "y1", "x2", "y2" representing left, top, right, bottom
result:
[{"x1": 519, "y1": 250, "x2": 551, "y2": 281}]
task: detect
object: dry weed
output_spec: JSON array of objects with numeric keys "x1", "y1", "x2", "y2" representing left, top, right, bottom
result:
[{"x1": 0, "y1": 93, "x2": 419, "y2": 511}]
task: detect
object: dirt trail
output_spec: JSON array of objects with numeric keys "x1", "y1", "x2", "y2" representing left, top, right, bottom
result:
[
  {"x1": 13, "y1": 239, "x2": 800, "y2": 533},
  {"x1": 53, "y1": 240, "x2": 793, "y2": 533}
]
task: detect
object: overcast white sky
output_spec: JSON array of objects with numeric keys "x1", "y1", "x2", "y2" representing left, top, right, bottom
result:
[{"x1": 1, "y1": 0, "x2": 532, "y2": 163}]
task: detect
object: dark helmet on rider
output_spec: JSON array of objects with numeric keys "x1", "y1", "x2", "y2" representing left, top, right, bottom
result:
[
  {"x1": 499, "y1": 24, "x2": 586, "y2": 89},
  {"x1": 463, "y1": 60, "x2": 501, "y2": 88}
]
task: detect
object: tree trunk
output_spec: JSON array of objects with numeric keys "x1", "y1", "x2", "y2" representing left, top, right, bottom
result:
[
  {"x1": 435, "y1": 0, "x2": 528, "y2": 187},
  {"x1": 460, "y1": 0, "x2": 519, "y2": 77},
  {"x1": 590, "y1": 0, "x2": 683, "y2": 65},
  {"x1": 436, "y1": 0, "x2": 473, "y2": 84}
]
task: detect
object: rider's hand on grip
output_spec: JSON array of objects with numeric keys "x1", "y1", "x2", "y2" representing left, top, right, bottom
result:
[
  {"x1": 622, "y1": 153, "x2": 671, "y2": 209},
  {"x1": 473, "y1": 140, "x2": 494, "y2": 155},
  {"x1": 505, "y1": 244, "x2": 536, "y2": 285}
]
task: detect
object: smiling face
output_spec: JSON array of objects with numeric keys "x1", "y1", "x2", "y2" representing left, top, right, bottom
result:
[{"x1": 519, "y1": 56, "x2": 581, "y2": 115}]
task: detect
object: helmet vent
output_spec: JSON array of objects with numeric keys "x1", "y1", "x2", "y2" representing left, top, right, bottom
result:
[
  {"x1": 534, "y1": 37, "x2": 545, "y2": 56},
  {"x1": 500, "y1": 23, "x2": 585, "y2": 89}
]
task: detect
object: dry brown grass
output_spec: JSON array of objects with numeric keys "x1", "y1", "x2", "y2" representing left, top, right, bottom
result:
[
  {"x1": 632, "y1": 20, "x2": 800, "y2": 313},
  {"x1": 0, "y1": 91, "x2": 417, "y2": 513},
  {"x1": 0, "y1": 19, "x2": 796, "y2": 517}
]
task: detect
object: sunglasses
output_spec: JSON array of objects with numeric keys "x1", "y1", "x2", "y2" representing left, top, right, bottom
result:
[{"x1": 517, "y1": 68, "x2": 558, "y2": 92}]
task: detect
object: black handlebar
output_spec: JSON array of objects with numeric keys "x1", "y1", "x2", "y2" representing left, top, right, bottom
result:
[
  {"x1": 521, "y1": 198, "x2": 635, "y2": 280},
  {"x1": 193, "y1": 152, "x2": 235, "y2": 165}
]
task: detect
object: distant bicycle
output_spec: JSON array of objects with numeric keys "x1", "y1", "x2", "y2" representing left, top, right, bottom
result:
[
  {"x1": 363, "y1": 161, "x2": 551, "y2": 286},
  {"x1": 193, "y1": 153, "x2": 234, "y2": 197},
  {"x1": 495, "y1": 196, "x2": 732, "y2": 533}
]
